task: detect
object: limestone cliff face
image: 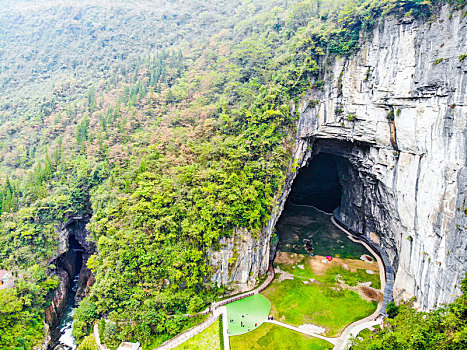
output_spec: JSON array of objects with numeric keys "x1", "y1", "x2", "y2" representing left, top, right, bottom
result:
[
  {"x1": 211, "y1": 6, "x2": 466, "y2": 310},
  {"x1": 293, "y1": 6, "x2": 466, "y2": 310},
  {"x1": 209, "y1": 228, "x2": 270, "y2": 292}
]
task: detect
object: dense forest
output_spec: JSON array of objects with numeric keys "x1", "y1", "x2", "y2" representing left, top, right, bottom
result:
[{"x1": 0, "y1": 0, "x2": 466, "y2": 349}]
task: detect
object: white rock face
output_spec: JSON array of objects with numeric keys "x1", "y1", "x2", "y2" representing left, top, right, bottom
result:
[
  {"x1": 210, "y1": 7, "x2": 466, "y2": 309},
  {"x1": 292, "y1": 8, "x2": 466, "y2": 310},
  {"x1": 209, "y1": 227, "x2": 269, "y2": 292}
]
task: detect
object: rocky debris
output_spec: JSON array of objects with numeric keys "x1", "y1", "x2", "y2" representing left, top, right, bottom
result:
[{"x1": 273, "y1": 266, "x2": 294, "y2": 283}]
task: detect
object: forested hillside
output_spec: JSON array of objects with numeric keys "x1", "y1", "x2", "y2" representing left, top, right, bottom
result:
[{"x1": 0, "y1": 0, "x2": 465, "y2": 348}]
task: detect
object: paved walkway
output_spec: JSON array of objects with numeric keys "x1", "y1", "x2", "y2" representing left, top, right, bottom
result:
[
  {"x1": 264, "y1": 320, "x2": 338, "y2": 344},
  {"x1": 93, "y1": 323, "x2": 109, "y2": 350},
  {"x1": 332, "y1": 216, "x2": 395, "y2": 315},
  {"x1": 330, "y1": 216, "x2": 387, "y2": 349},
  {"x1": 156, "y1": 310, "x2": 222, "y2": 350},
  {"x1": 154, "y1": 216, "x2": 390, "y2": 350},
  {"x1": 221, "y1": 307, "x2": 230, "y2": 350},
  {"x1": 155, "y1": 265, "x2": 275, "y2": 350},
  {"x1": 338, "y1": 318, "x2": 382, "y2": 350},
  {"x1": 332, "y1": 304, "x2": 383, "y2": 350}
]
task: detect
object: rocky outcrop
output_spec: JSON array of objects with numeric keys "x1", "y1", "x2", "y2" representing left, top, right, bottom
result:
[
  {"x1": 75, "y1": 255, "x2": 94, "y2": 304},
  {"x1": 209, "y1": 228, "x2": 270, "y2": 292},
  {"x1": 44, "y1": 217, "x2": 94, "y2": 348},
  {"x1": 45, "y1": 268, "x2": 70, "y2": 337}
]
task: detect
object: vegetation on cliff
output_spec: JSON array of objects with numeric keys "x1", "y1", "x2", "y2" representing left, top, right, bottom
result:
[
  {"x1": 352, "y1": 276, "x2": 467, "y2": 349},
  {"x1": 0, "y1": 0, "x2": 464, "y2": 347}
]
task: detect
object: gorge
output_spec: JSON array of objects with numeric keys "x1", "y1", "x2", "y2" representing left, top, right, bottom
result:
[
  {"x1": 0, "y1": 1, "x2": 466, "y2": 349},
  {"x1": 45, "y1": 218, "x2": 93, "y2": 350}
]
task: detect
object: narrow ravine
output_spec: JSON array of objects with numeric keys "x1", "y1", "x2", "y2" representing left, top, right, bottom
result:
[
  {"x1": 52, "y1": 235, "x2": 85, "y2": 350},
  {"x1": 54, "y1": 273, "x2": 80, "y2": 350}
]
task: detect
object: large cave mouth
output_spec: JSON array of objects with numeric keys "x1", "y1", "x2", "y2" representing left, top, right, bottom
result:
[
  {"x1": 289, "y1": 153, "x2": 346, "y2": 213},
  {"x1": 274, "y1": 148, "x2": 371, "y2": 259}
]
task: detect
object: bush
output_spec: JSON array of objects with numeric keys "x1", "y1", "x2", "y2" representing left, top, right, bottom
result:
[
  {"x1": 102, "y1": 321, "x2": 120, "y2": 348},
  {"x1": 77, "y1": 335, "x2": 99, "y2": 350},
  {"x1": 386, "y1": 302, "x2": 399, "y2": 319},
  {"x1": 187, "y1": 295, "x2": 205, "y2": 313}
]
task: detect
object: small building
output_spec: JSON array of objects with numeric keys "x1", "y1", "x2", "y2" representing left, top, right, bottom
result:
[
  {"x1": 117, "y1": 342, "x2": 141, "y2": 350},
  {"x1": 0, "y1": 270, "x2": 14, "y2": 291}
]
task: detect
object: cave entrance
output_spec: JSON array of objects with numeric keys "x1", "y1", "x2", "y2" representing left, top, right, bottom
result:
[
  {"x1": 274, "y1": 149, "x2": 371, "y2": 259},
  {"x1": 288, "y1": 153, "x2": 343, "y2": 213}
]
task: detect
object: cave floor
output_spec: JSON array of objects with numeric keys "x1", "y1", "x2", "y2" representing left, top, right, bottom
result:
[{"x1": 261, "y1": 203, "x2": 381, "y2": 338}]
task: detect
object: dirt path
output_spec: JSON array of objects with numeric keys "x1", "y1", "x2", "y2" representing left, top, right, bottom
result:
[{"x1": 265, "y1": 320, "x2": 338, "y2": 345}]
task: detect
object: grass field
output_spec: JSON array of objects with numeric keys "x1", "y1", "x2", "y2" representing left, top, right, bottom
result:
[
  {"x1": 226, "y1": 294, "x2": 271, "y2": 336},
  {"x1": 230, "y1": 323, "x2": 333, "y2": 350},
  {"x1": 143, "y1": 314, "x2": 208, "y2": 349},
  {"x1": 262, "y1": 269, "x2": 377, "y2": 336},
  {"x1": 173, "y1": 317, "x2": 221, "y2": 350}
]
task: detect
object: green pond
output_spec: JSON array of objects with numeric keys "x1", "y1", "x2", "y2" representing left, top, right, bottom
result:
[{"x1": 276, "y1": 202, "x2": 373, "y2": 260}]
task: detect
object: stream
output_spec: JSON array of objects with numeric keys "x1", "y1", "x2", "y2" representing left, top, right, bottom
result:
[
  {"x1": 54, "y1": 273, "x2": 79, "y2": 350},
  {"x1": 53, "y1": 240, "x2": 83, "y2": 350}
]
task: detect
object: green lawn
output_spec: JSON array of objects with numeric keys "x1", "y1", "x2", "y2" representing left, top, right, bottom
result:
[
  {"x1": 230, "y1": 323, "x2": 333, "y2": 350},
  {"x1": 143, "y1": 314, "x2": 208, "y2": 349},
  {"x1": 262, "y1": 276, "x2": 377, "y2": 336},
  {"x1": 329, "y1": 265, "x2": 381, "y2": 290},
  {"x1": 226, "y1": 294, "x2": 271, "y2": 336},
  {"x1": 174, "y1": 317, "x2": 221, "y2": 350}
]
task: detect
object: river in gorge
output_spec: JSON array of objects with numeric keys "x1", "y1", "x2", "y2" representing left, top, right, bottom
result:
[
  {"x1": 53, "y1": 241, "x2": 83, "y2": 350},
  {"x1": 54, "y1": 274, "x2": 79, "y2": 350}
]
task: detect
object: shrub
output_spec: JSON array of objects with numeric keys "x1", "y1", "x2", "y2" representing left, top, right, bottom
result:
[
  {"x1": 433, "y1": 58, "x2": 446, "y2": 65},
  {"x1": 77, "y1": 335, "x2": 99, "y2": 350},
  {"x1": 386, "y1": 302, "x2": 399, "y2": 319}
]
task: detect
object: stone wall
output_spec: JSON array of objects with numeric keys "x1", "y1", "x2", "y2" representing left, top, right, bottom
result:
[{"x1": 210, "y1": 6, "x2": 466, "y2": 310}]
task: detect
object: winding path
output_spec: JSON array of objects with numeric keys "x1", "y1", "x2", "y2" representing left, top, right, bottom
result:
[
  {"x1": 154, "y1": 265, "x2": 275, "y2": 350},
  {"x1": 152, "y1": 213, "x2": 390, "y2": 350},
  {"x1": 330, "y1": 216, "x2": 386, "y2": 349}
]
